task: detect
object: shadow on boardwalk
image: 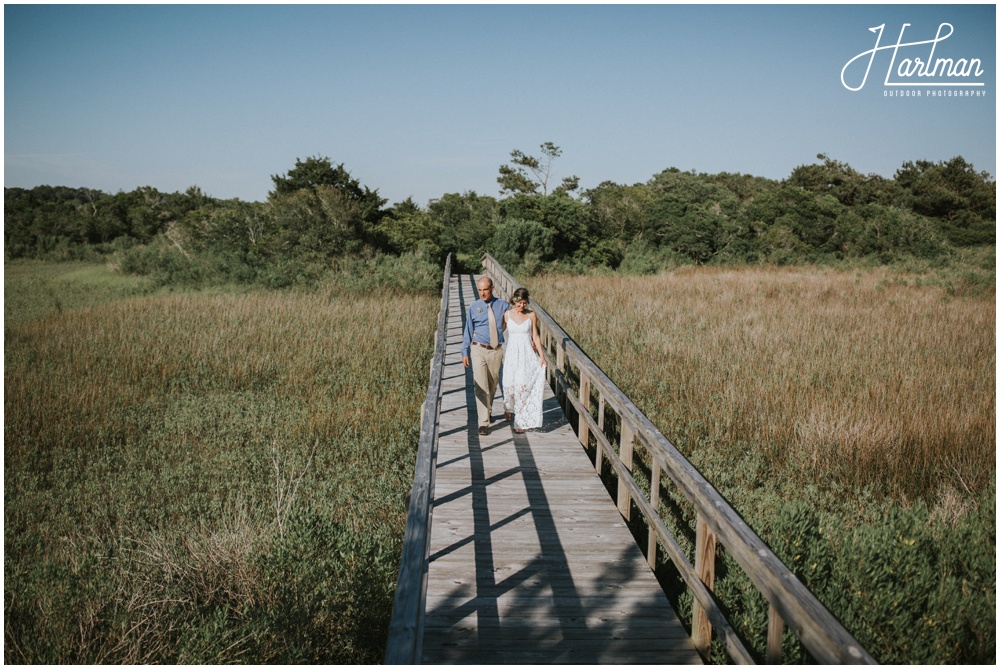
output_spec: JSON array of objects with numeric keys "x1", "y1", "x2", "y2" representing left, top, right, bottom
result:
[{"x1": 420, "y1": 275, "x2": 699, "y2": 664}]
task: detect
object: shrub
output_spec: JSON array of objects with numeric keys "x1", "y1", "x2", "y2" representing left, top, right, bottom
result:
[
  {"x1": 486, "y1": 218, "x2": 554, "y2": 273},
  {"x1": 618, "y1": 238, "x2": 686, "y2": 274}
]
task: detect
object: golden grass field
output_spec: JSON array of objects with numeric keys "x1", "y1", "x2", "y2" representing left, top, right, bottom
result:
[
  {"x1": 5, "y1": 262, "x2": 438, "y2": 663},
  {"x1": 5, "y1": 258, "x2": 994, "y2": 663},
  {"x1": 528, "y1": 264, "x2": 995, "y2": 505}
]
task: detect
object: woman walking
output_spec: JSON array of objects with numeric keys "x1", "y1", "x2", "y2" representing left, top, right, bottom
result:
[{"x1": 502, "y1": 287, "x2": 547, "y2": 432}]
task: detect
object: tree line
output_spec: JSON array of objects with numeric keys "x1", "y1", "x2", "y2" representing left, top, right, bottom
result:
[{"x1": 4, "y1": 148, "x2": 995, "y2": 285}]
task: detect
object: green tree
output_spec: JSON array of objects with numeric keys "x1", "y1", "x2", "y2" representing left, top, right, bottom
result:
[
  {"x1": 379, "y1": 201, "x2": 445, "y2": 262},
  {"x1": 497, "y1": 142, "x2": 579, "y2": 196},
  {"x1": 706, "y1": 172, "x2": 778, "y2": 203},
  {"x1": 894, "y1": 157, "x2": 995, "y2": 246},
  {"x1": 742, "y1": 184, "x2": 846, "y2": 258},
  {"x1": 499, "y1": 193, "x2": 589, "y2": 258},
  {"x1": 789, "y1": 155, "x2": 911, "y2": 210},
  {"x1": 835, "y1": 205, "x2": 945, "y2": 260},
  {"x1": 647, "y1": 167, "x2": 738, "y2": 203},
  {"x1": 177, "y1": 199, "x2": 268, "y2": 257},
  {"x1": 642, "y1": 169, "x2": 744, "y2": 261},
  {"x1": 584, "y1": 180, "x2": 656, "y2": 242},
  {"x1": 270, "y1": 155, "x2": 386, "y2": 223},
  {"x1": 788, "y1": 154, "x2": 866, "y2": 206},
  {"x1": 429, "y1": 191, "x2": 501, "y2": 257},
  {"x1": 486, "y1": 218, "x2": 554, "y2": 272},
  {"x1": 266, "y1": 156, "x2": 388, "y2": 261},
  {"x1": 646, "y1": 201, "x2": 728, "y2": 264}
]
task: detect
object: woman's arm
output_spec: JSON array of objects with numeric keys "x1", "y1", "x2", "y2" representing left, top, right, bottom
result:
[{"x1": 530, "y1": 312, "x2": 545, "y2": 366}]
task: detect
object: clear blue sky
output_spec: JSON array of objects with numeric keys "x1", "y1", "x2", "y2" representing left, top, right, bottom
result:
[{"x1": 5, "y1": 4, "x2": 996, "y2": 206}]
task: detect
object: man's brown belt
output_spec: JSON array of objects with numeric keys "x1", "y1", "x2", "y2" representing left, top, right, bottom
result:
[{"x1": 471, "y1": 341, "x2": 502, "y2": 350}]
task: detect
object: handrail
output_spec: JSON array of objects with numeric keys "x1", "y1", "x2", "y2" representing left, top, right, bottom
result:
[
  {"x1": 384, "y1": 252, "x2": 452, "y2": 664},
  {"x1": 482, "y1": 253, "x2": 876, "y2": 665}
]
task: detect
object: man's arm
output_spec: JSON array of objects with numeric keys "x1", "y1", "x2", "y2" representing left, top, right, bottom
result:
[{"x1": 461, "y1": 305, "x2": 474, "y2": 368}]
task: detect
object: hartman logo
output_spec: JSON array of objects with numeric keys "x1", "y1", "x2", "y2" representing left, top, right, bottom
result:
[{"x1": 841, "y1": 23, "x2": 987, "y2": 92}]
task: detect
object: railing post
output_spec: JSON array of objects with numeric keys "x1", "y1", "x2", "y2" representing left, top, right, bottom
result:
[
  {"x1": 617, "y1": 423, "x2": 634, "y2": 520},
  {"x1": 767, "y1": 603, "x2": 785, "y2": 664},
  {"x1": 578, "y1": 372, "x2": 590, "y2": 449},
  {"x1": 545, "y1": 331, "x2": 555, "y2": 388},
  {"x1": 595, "y1": 394, "x2": 605, "y2": 476},
  {"x1": 555, "y1": 341, "x2": 566, "y2": 407},
  {"x1": 647, "y1": 460, "x2": 660, "y2": 570},
  {"x1": 692, "y1": 514, "x2": 717, "y2": 662}
]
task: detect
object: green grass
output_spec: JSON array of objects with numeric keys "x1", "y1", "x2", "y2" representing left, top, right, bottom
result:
[
  {"x1": 5, "y1": 261, "x2": 438, "y2": 663},
  {"x1": 4, "y1": 260, "x2": 155, "y2": 326}
]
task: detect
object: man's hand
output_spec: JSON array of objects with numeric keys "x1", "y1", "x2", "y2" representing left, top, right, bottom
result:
[{"x1": 462, "y1": 355, "x2": 470, "y2": 368}]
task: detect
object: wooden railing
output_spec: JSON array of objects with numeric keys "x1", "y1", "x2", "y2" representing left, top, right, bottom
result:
[
  {"x1": 482, "y1": 253, "x2": 876, "y2": 665},
  {"x1": 384, "y1": 253, "x2": 452, "y2": 665}
]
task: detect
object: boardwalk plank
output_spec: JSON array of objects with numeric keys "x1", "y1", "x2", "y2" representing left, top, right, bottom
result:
[{"x1": 420, "y1": 274, "x2": 701, "y2": 665}]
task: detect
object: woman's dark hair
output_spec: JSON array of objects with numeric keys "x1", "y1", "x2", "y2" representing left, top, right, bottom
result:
[{"x1": 511, "y1": 287, "x2": 530, "y2": 303}]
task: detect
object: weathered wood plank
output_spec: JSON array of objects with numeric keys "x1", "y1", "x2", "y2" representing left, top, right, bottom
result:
[
  {"x1": 385, "y1": 254, "x2": 453, "y2": 664},
  {"x1": 481, "y1": 254, "x2": 877, "y2": 665},
  {"x1": 768, "y1": 602, "x2": 786, "y2": 664},
  {"x1": 424, "y1": 647, "x2": 703, "y2": 665},
  {"x1": 692, "y1": 514, "x2": 717, "y2": 661},
  {"x1": 417, "y1": 272, "x2": 701, "y2": 665}
]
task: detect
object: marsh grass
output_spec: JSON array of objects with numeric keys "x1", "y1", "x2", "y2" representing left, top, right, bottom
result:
[
  {"x1": 530, "y1": 263, "x2": 994, "y2": 502},
  {"x1": 5, "y1": 262, "x2": 438, "y2": 663},
  {"x1": 528, "y1": 261, "x2": 995, "y2": 663},
  {"x1": 4, "y1": 260, "x2": 155, "y2": 327}
]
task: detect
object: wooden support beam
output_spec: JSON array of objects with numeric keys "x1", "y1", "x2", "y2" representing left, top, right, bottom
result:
[
  {"x1": 595, "y1": 394, "x2": 605, "y2": 476},
  {"x1": 692, "y1": 514, "x2": 717, "y2": 662},
  {"x1": 648, "y1": 460, "x2": 660, "y2": 570},
  {"x1": 768, "y1": 603, "x2": 785, "y2": 664},
  {"x1": 617, "y1": 422, "x2": 634, "y2": 520},
  {"x1": 578, "y1": 372, "x2": 590, "y2": 449}
]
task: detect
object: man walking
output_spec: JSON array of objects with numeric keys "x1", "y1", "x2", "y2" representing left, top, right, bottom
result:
[{"x1": 461, "y1": 276, "x2": 511, "y2": 435}]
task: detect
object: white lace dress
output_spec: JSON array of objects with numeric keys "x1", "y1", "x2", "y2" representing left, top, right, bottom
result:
[{"x1": 502, "y1": 315, "x2": 546, "y2": 430}]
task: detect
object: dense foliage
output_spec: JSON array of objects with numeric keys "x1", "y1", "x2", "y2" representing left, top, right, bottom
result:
[{"x1": 5, "y1": 152, "x2": 994, "y2": 283}]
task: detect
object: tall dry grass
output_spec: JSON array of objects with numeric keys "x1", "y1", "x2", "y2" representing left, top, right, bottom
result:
[
  {"x1": 529, "y1": 265, "x2": 994, "y2": 502},
  {"x1": 5, "y1": 269, "x2": 438, "y2": 663}
]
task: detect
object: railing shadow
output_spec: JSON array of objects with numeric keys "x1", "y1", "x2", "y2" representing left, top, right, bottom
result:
[
  {"x1": 423, "y1": 376, "x2": 678, "y2": 662},
  {"x1": 420, "y1": 273, "x2": 692, "y2": 663}
]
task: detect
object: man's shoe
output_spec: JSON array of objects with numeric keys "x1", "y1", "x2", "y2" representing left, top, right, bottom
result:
[
  {"x1": 478, "y1": 426, "x2": 489, "y2": 436},
  {"x1": 504, "y1": 412, "x2": 513, "y2": 421}
]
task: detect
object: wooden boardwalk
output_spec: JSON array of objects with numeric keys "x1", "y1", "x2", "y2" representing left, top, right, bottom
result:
[{"x1": 420, "y1": 274, "x2": 701, "y2": 664}]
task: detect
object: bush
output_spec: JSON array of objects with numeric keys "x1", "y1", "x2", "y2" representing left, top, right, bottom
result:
[
  {"x1": 694, "y1": 469, "x2": 996, "y2": 664},
  {"x1": 618, "y1": 238, "x2": 686, "y2": 275},
  {"x1": 328, "y1": 251, "x2": 442, "y2": 296},
  {"x1": 838, "y1": 206, "x2": 946, "y2": 261},
  {"x1": 113, "y1": 233, "x2": 443, "y2": 294},
  {"x1": 116, "y1": 239, "x2": 257, "y2": 288},
  {"x1": 486, "y1": 218, "x2": 554, "y2": 273}
]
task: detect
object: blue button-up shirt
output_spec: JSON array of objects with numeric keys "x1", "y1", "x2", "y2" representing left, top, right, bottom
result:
[{"x1": 462, "y1": 297, "x2": 511, "y2": 358}]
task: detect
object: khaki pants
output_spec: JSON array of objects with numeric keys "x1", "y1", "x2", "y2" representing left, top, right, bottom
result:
[{"x1": 470, "y1": 344, "x2": 504, "y2": 427}]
